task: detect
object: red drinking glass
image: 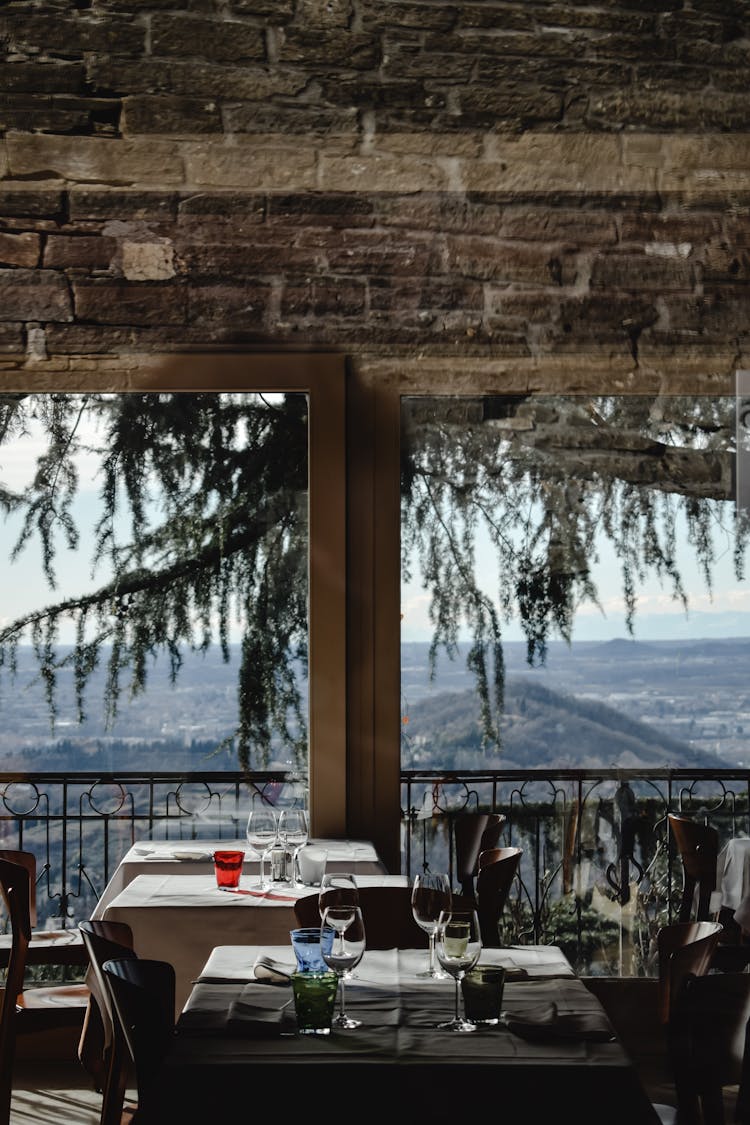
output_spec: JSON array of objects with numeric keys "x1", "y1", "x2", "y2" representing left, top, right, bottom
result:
[{"x1": 214, "y1": 849, "x2": 245, "y2": 888}]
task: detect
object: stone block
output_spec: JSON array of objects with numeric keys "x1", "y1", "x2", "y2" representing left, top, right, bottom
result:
[
  {"x1": 0, "y1": 268, "x2": 72, "y2": 321},
  {"x1": 280, "y1": 279, "x2": 366, "y2": 318},
  {"x1": 175, "y1": 238, "x2": 319, "y2": 277},
  {"x1": 458, "y1": 86, "x2": 562, "y2": 128},
  {"x1": 322, "y1": 230, "x2": 433, "y2": 276},
  {"x1": 3, "y1": 61, "x2": 86, "y2": 94},
  {"x1": 0, "y1": 232, "x2": 40, "y2": 268},
  {"x1": 72, "y1": 281, "x2": 186, "y2": 325},
  {"x1": 231, "y1": 0, "x2": 294, "y2": 16},
  {"x1": 87, "y1": 57, "x2": 307, "y2": 100},
  {"x1": 224, "y1": 103, "x2": 358, "y2": 135},
  {"x1": 187, "y1": 283, "x2": 272, "y2": 326},
  {"x1": 0, "y1": 188, "x2": 64, "y2": 218},
  {"x1": 122, "y1": 96, "x2": 221, "y2": 135},
  {"x1": 151, "y1": 15, "x2": 265, "y2": 62},
  {"x1": 7, "y1": 134, "x2": 184, "y2": 186},
  {"x1": 0, "y1": 323, "x2": 24, "y2": 352},
  {"x1": 0, "y1": 94, "x2": 120, "y2": 137},
  {"x1": 181, "y1": 143, "x2": 316, "y2": 190},
  {"x1": 319, "y1": 151, "x2": 449, "y2": 193},
  {"x1": 619, "y1": 212, "x2": 721, "y2": 246},
  {"x1": 359, "y1": 1, "x2": 457, "y2": 32},
  {"x1": 368, "y1": 278, "x2": 483, "y2": 313},
  {"x1": 122, "y1": 241, "x2": 175, "y2": 281},
  {"x1": 4, "y1": 11, "x2": 145, "y2": 56},
  {"x1": 69, "y1": 189, "x2": 178, "y2": 222},
  {"x1": 279, "y1": 29, "x2": 380, "y2": 69},
  {"x1": 267, "y1": 193, "x2": 374, "y2": 228},
  {"x1": 498, "y1": 209, "x2": 617, "y2": 246},
  {"x1": 590, "y1": 252, "x2": 694, "y2": 291},
  {"x1": 444, "y1": 235, "x2": 578, "y2": 286}
]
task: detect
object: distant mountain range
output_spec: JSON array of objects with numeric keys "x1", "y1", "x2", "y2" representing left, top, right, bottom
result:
[{"x1": 402, "y1": 677, "x2": 730, "y2": 771}]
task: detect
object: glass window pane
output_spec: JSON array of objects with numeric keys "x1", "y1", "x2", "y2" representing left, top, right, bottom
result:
[
  {"x1": 400, "y1": 392, "x2": 748, "y2": 774},
  {"x1": 0, "y1": 391, "x2": 309, "y2": 780}
]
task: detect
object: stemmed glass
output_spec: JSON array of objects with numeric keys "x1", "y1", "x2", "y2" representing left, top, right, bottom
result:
[
  {"x1": 245, "y1": 807, "x2": 279, "y2": 889},
  {"x1": 318, "y1": 873, "x2": 359, "y2": 974},
  {"x1": 411, "y1": 872, "x2": 452, "y2": 979},
  {"x1": 435, "y1": 909, "x2": 482, "y2": 1032},
  {"x1": 320, "y1": 905, "x2": 366, "y2": 1029},
  {"x1": 279, "y1": 808, "x2": 308, "y2": 887}
]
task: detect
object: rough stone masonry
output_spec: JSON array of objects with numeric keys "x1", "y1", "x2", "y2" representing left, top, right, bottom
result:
[{"x1": 0, "y1": 0, "x2": 748, "y2": 393}]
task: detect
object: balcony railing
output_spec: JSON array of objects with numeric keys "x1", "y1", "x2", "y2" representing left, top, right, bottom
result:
[{"x1": 1, "y1": 767, "x2": 748, "y2": 977}]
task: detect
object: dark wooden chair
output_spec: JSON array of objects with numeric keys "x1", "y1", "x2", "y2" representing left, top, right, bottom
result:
[
  {"x1": 668, "y1": 814, "x2": 719, "y2": 923},
  {"x1": 0, "y1": 856, "x2": 90, "y2": 1125},
  {"x1": 656, "y1": 920, "x2": 723, "y2": 1026},
  {"x1": 475, "y1": 846, "x2": 522, "y2": 947},
  {"x1": 101, "y1": 957, "x2": 176, "y2": 1124},
  {"x1": 453, "y1": 812, "x2": 506, "y2": 898},
  {"x1": 0, "y1": 848, "x2": 87, "y2": 969},
  {"x1": 293, "y1": 885, "x2": 476, "y2": 948},
  {"x1": 79, "y1": 920, "x2": 138, "y2": 1125}
]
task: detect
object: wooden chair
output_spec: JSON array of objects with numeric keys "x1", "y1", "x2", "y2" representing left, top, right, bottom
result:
[
  {"x1": 668, "y1": 814, "x2": 719, "y2": 923},
  {"x1": 656, "y1": 920, "x2": 723, "y2": 1026},
  {"x1": 79, "y1": 920, "x2": 137, "y2": 1125},
  {"x1": 101, "y1": 957, "x2": 176, "y2": 1124},
  {"x1": 0, "y1": 856, "x2": 90, "y2": 1125},
  {"x1": 475, "y1": 846, "x2": 522, "y2": 947},
  {"x1": 293, "y1": 885, "x2": 476, "y2": 949},
  {"x1": 0, "y1": 848, "x2": 87, "y2": 968},
  {"x1": 453, "y1": 812, "x2": 506, "y2": 898}
]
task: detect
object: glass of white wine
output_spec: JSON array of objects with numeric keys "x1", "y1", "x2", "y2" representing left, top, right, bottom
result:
[{"x1": 435, "y1": 909, "x2": 482, "y2": 1032}]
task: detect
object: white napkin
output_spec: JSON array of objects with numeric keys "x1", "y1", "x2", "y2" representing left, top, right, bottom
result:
[
  {"x1": 253, "y1": 953, "x2": 294, "y2": 984},
  {"x1": 227, "y1": 983, "x2": 294, "y2": 1036}
]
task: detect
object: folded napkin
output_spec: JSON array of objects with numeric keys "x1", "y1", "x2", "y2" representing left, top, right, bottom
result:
[
  {"x1": 503, "y1": 1001, "x2": 614, "y2": 1042},
  {"x1": 253, "y1": 953, "x2": 295, "y2": 984},
  {"x1": 226, "y1": 982, "x2": 294, "y2": 1037}
]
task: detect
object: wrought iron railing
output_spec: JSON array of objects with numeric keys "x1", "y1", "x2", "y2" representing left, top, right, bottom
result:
[{"x1": 2, "y1": 767, "x2": 748, "y2": 977}]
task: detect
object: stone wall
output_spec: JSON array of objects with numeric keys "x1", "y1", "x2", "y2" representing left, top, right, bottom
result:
[{"x1": 1, "y1": 0, "x2": 748, "y2": 387}]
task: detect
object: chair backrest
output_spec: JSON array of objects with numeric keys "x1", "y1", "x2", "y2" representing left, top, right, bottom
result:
[
  {"x1": 0, "y1": 850, "x2": 37, "y2": 928},
  {"x1": 453, "y1": 813, "x2": 506, "y2": 897},
  {"x1": 668, "y1": 814, "x2": 718, "y2": 922},
  {"x1": 79, "y1": 920, "x2": 136, "y2": 1125},
  {"x1": 293, "y1": 885, "x2": 476, "y2": 949},
  {"x1": 476, "y1": 846, "x2": 522, "y2": 947},
  {"x1": 102, "y1": 957, "x2": 175, "y2": 1118},
  {"x1": 670, "y1": 971, "x2": 750, "y2": 1125},
  {"x1": 0, "y1": 857, "x2": 32, "y2": 1125},
  {"x1": 656, "y1": 920, "x2": 723, "y2": 1025}
]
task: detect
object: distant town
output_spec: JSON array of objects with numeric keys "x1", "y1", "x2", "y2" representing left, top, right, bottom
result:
[{"x1": 1, "y1": 638, "x2": 749, "y2": 772}]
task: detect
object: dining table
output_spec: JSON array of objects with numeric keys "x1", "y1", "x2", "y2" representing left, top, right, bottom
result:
[
  {"x1": 94, "y1": 836, "x2": 387, "y2": 914},
  {"x1": 147, "y1": 943, "x2": 661, "y2": 1124},
  {"x1": 94, "y1": 870, "x2": 409, "y2": 1014}
]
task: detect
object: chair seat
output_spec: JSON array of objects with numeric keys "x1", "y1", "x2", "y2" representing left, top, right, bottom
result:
[{"x1": 0, "y1": 928, "x2": 87, "y2": 968}]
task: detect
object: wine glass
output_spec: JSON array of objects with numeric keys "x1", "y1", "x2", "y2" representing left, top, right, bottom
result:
[
  {"x1": 279, "y1": 808, "x2": 309, "y2": 887},
  {"x1": 318, "y1": 872, "x2": 359, "y2": 916},
  {"x1": 245, "y1": 807, "x2": 279, "y2": 889},
  {"x1": 411, "y1": 872, "x2": 452, "y2": 979},
  {"x1": 318, "y1": 873, "x2": 359, "y2": 973},
  {"x1": 320, "y1": 905, "x2": 366, "y2": 1029},
  {"x1": 435, "y1": 909, "x2": 482, "y2": 1032}
]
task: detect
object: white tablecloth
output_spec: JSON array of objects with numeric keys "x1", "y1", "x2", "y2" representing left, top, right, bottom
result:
[
  {"x1": 95, "y1": 836, "x2": 387, "y2": 914},
  {"x1": 158, "y1": 945, "x2": 659, "y2": 1125},
  {"x1": 96, "y1": 872, "x2": 408, "y2": 1013}
]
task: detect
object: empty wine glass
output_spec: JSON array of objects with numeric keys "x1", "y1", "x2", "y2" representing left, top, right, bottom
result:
[
  {"x1": 435, "y1": 909, "x2": 482, "y2": 1032},
  {"x1": 411, "y1": 872, "x2": 452, "y2": 979},
  {"x1": 279, "y1": 808, "x2": 309, "y2": 887},
  {"x1": 320, "y1": 905, "x2": 366, "y2": 1029},
  {"x1": 245, "y1": 806, "x2": 279, "y2": 889},
  {"x1": 319, "y1": 873, "x2": 359, "y2": 976}
]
